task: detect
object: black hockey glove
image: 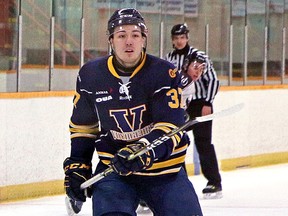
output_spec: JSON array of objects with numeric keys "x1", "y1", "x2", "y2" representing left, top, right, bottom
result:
[
  {"x1": 110, "y1": 140, "x2": 155, "y2": 176},
  {"x1": 63, "y1": 157, "x2": 92, "y2": 203}
]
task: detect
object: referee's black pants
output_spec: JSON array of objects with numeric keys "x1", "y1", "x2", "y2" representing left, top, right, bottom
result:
[{"x1": 186, "y1": 99, "x2": 222, "y2": 188}]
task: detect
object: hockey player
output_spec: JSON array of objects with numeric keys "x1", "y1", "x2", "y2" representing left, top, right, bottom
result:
[
  {"x1": 165, "y1": 24, "x2": 222, "y2": 199},
  {"x1": 63, "y1": 9, "x2": 203, "y2": 216}
]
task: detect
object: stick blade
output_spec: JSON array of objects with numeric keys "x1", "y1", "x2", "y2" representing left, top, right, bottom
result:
[
  {"x1": 195, "y1": 103, "x2": 244, "y2": 123},
  {"x1": 65, "y1": 196, "x2": 83, "y2": 216}
]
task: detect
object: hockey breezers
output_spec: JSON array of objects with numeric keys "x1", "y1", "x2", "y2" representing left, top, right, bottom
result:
[{"x1": 80, "y1": 103, "x2": 244, "y2": 190}]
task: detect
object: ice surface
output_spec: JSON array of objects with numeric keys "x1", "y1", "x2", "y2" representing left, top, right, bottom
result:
[{"x1": 0, "y1": 163, "x2": 287, "y2": 216}]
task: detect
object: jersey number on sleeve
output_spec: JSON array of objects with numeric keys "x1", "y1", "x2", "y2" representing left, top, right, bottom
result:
[{"x1": 167, "y1": 88, "x2": 183, "y2": 109}]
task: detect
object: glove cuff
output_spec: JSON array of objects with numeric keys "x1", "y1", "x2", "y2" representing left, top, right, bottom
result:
[{"x1": 63, "y1": 157, "x2": 92, "y2": 175}]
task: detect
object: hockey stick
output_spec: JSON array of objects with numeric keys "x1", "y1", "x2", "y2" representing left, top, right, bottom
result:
[{"x1": 80, "y1": 102, "x2": 244, "y2": 190}]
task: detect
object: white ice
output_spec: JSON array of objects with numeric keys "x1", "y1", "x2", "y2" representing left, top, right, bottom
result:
[{"x1": 0, "y1": 163, "x2": 287, "y2": 216}]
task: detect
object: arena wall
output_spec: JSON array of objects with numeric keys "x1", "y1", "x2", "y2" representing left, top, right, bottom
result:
[{"x1": 0, "y1": 86, "x2": 288, "y2": 202}]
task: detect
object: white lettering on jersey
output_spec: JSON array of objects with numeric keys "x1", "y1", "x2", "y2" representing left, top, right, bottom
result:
[{"x1": 95, "y1": 95, "x2": 113, "y2": 103}]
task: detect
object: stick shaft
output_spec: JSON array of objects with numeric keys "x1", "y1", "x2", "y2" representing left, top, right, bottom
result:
[
  {"x1": 80, "y1": 103, "x2": 244, "y2": 189},
  {"x1": 80, "y1": 167, "x2": 113, "y2": 189},
  {"x1": 129, "y1": 103, "x2": 244, "y2": 160}
]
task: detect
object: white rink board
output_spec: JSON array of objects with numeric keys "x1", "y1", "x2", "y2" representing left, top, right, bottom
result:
[{"x1": 0, "y1": 88, "x2": 288, "y2": 186}]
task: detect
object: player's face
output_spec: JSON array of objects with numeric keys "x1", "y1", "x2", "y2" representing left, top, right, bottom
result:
[
  {"x1": 172, "y1": 34, "x2": 188, "y2": 50},
  {"x1": 186, "y1": 62, "x2": 205, "y2": 81},
  {"x1": 110, "y1": 25, "x2": 145, "y2": 68}
]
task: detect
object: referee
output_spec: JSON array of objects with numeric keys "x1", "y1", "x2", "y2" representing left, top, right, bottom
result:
[{"x1": 165, "y1": 23, "x2": 222, "y2": 199}]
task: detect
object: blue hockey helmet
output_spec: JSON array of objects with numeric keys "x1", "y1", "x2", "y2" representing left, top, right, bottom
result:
[{"x1": 107, "y1": 8, "x2": 148, "y2": 39}]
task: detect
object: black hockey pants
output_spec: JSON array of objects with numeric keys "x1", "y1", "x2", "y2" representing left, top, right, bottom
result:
[{"x1": 186, "y1": 99, "x2": 222, "y2": 187}]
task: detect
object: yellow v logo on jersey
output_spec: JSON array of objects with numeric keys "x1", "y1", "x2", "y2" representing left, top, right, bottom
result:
[
  {"x1": 109, "y1": 105, "x2": 153, "y2": 141},
  {"x1": 110, "y1": 105, "x2": 146, "y2": 132}
]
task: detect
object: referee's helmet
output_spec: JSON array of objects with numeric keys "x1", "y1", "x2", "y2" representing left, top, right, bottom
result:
[{"x1": 171, "y1": 24, "x2": 189, "y2": 36}]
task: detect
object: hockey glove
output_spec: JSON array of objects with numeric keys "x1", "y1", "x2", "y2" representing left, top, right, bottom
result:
[
  {"x1": 63, "y1": 157, "x2": 92, "y2": 203},
  {"x1": 110, "y1": 140, "x2": 155, "y2": 176}
]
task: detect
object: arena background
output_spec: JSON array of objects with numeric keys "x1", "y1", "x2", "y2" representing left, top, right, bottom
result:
[{"x1": 0, "y1": 0, "x2": 288, "y2": 202}]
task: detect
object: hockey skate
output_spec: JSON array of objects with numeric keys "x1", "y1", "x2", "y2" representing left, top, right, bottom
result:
[
  {"x1": 65, "y1": 196, "x2": 83, "y2": 216},
  {"x1": 137, "y1": 200, "x2": 151, "y2": 214},
  {"x1": 202, "y1": 185, "x2": 223, "y2": 199}
]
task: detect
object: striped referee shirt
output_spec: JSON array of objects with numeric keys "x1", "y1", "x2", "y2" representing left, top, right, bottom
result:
[{"x1": 165, "y1": 44, "x2": 220, "y2": 108}]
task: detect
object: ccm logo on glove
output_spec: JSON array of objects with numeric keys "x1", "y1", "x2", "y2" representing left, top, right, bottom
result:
[{"x1": 64, "y1": 162, "x2": 91, "y2": 172}]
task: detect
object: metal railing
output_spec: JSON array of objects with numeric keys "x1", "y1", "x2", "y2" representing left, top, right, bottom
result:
[{"x1": 0, "y1": 0, "x2": 287, "y2": 93}]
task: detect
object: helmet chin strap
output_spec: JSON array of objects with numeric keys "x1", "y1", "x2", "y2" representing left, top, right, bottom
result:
[{"x1": 142, "y1": 37, "x2": 147, "y2": 53}]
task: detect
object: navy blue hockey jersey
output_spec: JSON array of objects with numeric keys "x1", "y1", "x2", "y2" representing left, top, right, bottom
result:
[{"x1": 69, "y1": 53, "x2": 189, "y2": 176}]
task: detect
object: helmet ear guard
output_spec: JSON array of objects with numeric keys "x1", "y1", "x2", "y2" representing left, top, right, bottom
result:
[{"x1": 107, "y1": 8, "x2": 148, "y2": 39}]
